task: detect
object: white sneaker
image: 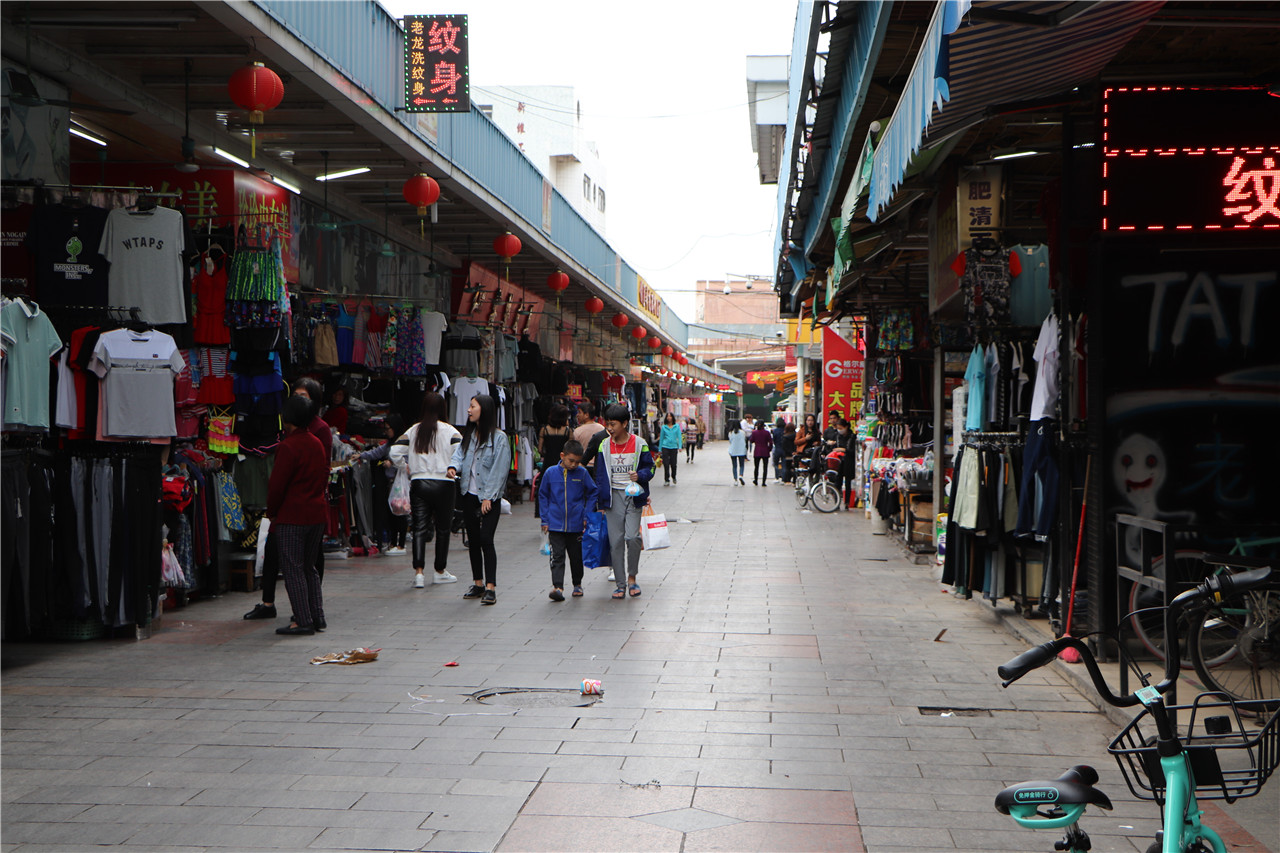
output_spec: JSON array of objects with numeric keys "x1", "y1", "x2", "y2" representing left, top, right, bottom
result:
[
  {"x1": 386, "y1": 546, "x2": 406, "y2": 555},
  {"x1": 432, "y1": 570, "x2": 458, "y2": 584},
  {"x1": 413, "y1": 573, "x2": 425, "y2": 588},
  {"x1": 607, "y1": 571, "x2": 615, "y2": 582}
]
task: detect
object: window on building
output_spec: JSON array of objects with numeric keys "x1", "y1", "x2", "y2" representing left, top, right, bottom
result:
[
  {"x1": 583, "y1": 175, "x2": 592, "y2": 199},
  {"x1": 598, "y1": 189, "x2": 606, "y2": 213}
]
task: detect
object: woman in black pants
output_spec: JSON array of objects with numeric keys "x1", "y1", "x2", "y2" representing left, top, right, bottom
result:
[
  {"x1": 390, "y1": 392, "x2": 462, "y2": 588},
  {"x1": 448, "y1": 394, "x2": 511, "y2": 605}
]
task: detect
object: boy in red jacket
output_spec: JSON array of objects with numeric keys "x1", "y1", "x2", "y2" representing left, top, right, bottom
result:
[{"x1": 267, "y1": 395, "x2": 330, "y2": 635}]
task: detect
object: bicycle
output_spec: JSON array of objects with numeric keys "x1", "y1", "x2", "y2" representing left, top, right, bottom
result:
[
  {"x1": 994, "y1": 565, "x2": 1279, "y2": 853},
  {"x1": 1189, "y1": 553, "x2": 1279, "y2": 709},
  {"x1": 793, "y1": 467, "x2": 841, "y2": 513}
]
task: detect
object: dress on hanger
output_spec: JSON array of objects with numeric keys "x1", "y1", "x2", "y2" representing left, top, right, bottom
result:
[{"x1": 193, "y1": 252, "x2": 231, "y2": 345}]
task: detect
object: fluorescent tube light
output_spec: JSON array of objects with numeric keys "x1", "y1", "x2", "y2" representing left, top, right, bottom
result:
[
  {"x1": 69, "y1": 125, "x2": 107, "y2": 147},
  {"x1": 270, "y1": 175, "x2": 301, "y2": 195},
  {"x1": 316, "y1": 166, "x2": 371, "y2": 181},
  {"x1": 991, "y1": 149, "x2": 1040, "y2": 161},
  {"x1": 212, "y1": 147, "x2": 250, "y2": 168}
]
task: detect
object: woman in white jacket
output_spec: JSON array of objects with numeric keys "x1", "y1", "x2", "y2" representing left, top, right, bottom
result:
[{"x1": 389, "y1": 391, "x2": 462, "y2": 589}]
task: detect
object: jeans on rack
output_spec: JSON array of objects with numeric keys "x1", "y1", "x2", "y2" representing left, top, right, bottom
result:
[
  {"x1": 410, "y1": 479, "x2": 456, "y2": 571},
  {"x1": 1015, "y1": 421, "x2": 1058, "y2": 538}
]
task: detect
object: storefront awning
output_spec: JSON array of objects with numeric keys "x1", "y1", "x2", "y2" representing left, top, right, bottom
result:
[{"x1": 869, "y1": 0, "x2": 1164, "y2": 221}]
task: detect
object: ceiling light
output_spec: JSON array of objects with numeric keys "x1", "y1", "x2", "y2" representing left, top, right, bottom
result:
[
  {"x1": 991, "y1": 149, "x2": 1041, "y2": 161},
  {"x1": 212, "y1": 146, "x2": 250, "y2": 168},
  {"x1": 69, "y1": 125, "x2": 107, "y2": 147},
  {"x1": 316, "y1": 167, "x2": 372, "y2": 181},
  {"x1": 270, "y1": 175, "x2": 301, "y2": 194}
]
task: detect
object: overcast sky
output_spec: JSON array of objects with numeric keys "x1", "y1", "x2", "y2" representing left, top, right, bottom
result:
[{"x1": 379, "y1": 0, "x2": 799, "y2": 322}]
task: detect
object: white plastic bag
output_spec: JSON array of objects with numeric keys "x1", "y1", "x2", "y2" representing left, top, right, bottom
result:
[
  {"x1": 640, "y1": 505, "x2": 670, "y2": 551},
  {"x1": 160, "y1": 542, "x2": 185, "y2": 587},
  {"x1": 539, "y1": 529, "x2": 552, "y2": 556},
  {"x1": 254, "y1": 516, "x2": 271, "y2": 577},
  {"x1": 388, "y1": 465, "x2": 411, "y2": 517},
  {"x1": 500, "y1": 498, "x2": 512, "y2": 515}
]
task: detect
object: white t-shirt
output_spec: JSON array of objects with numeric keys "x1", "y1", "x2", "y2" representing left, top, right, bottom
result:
[
  {"x1": 420, "y1": 311, "x2": 447, "y2": 364},
  {"x1": 99, "y1": 207, "x2": 187, "y2": 325},
  {"x1": 1029, "y1": 312, "x2": 1059, "y2": 421},
  {"x1": 449, "y1": 376, "x2": 488, "y2": 425},
  {"x1": 89, "y1": 328, "x2": 185, "y2": 437}
]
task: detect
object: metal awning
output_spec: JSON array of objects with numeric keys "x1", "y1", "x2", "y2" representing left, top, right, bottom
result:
[{"x1": 869, "y1": 0, "x2": 1164, "y2": 220}]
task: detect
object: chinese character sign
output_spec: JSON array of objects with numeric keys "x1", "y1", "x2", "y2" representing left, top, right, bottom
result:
[
  {"x1": 404, "y1": 15, "x2": 470, "y2": 113},
  {"x1": 822, "y1": 327, "x2": 865, "y2": 422},
  {"x1": 1101, "y1": 86, "x2": 1280, "y2": 232},
  {"x1": 957, "y1": 167, "x2": 1002, "y2": 250}
]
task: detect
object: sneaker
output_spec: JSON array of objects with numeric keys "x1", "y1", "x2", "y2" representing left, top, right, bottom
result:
[
  {"x1": 549, "y1": 588, "x2": 565, "y2": 602},
  {"x1": 386, "y1": 546, "x2": 406, "y2": 555},
  {"x1": 315, "y1": 617, "x2": 327, "y2": 631},
  {"x1": 607, "y1": 571, "x2": 615, "y2": 582},
  {"x1": 413, "y1": 573, "x2": 425, "y2": 589},
  {"x1": 462, "y1": 584, "x2": 485, "y2": 599},
  {"x1": 432, "y1": 570, "x2": 458, "y2": 584},
  {"x1": 244, "y1": 604, "x2": 276, "y2": 620},
  {"x1": 672, "y1": 478, "x2": 677, "y2": 485},
  {"x1": 481, "y1": 589, "x2": 496, "y2": 605}
]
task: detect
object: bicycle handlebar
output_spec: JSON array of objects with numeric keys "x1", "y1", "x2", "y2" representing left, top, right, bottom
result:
[{"x1": 998, "y1": 564, "x2": 1274, "y2": 705}]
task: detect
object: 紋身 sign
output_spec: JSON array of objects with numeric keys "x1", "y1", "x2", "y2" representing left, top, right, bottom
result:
[
  {"x1": 404, "y1": 15, "x2": 470, "y2": 113},
  {"x1": 1102, "y1": 86, "x2": 1279, "y2": 232}
]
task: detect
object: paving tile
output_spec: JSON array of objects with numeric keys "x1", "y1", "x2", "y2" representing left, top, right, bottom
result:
[
  {"x1": 496, "y1": 814, "x2": 683, "y2": 852},
  {"x1": 693, "y1": 787, "x2": 859, "y2": 825},
  {"x1": 521, "y1": 782, "x2": 694, "y2": 817},
  {"x1": 683, "y1": 819, "x2": 865, "y2": 852}
]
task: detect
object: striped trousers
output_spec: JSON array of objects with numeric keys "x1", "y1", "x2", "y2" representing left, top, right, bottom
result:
[{"x1": 275, "y1": 523, "x2": 324, "y2": 628}]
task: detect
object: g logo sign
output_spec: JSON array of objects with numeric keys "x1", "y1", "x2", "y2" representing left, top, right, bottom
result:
[{"x1": 825, "y1": 360, "x2": 844, "y2": 379}]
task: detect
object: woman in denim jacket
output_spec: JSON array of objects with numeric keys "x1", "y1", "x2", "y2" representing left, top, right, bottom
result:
[{"x1": 447, "y1": 394, "x2": 511, "y2": 605}]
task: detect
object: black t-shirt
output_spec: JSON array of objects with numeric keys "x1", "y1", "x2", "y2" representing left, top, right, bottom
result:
[
  {"x1": 1, "y1": 202, "x2": 36, "y2": 298},
  {"x1": 823, "y1": 426, "x2": 840, "y2": 444},
  {"x1": 26, "y1": 204, "x2": 110, "y2": 306}
]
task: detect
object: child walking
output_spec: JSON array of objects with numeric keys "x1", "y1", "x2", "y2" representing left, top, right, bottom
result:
[
  {"x1": 583, "y1": 404, "x2": 655, "y2": 599},
  {"x1": 537, "y1": 440, "x2": 598, "y2": 600}
]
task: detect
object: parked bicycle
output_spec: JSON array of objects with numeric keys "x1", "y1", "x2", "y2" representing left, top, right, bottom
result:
[
  {"x1": 793, "y1": 465, "x2": 841, "y2": 513},
  {"x1": 995, "y1": 565, "x2": 1278, "y2": 853}
]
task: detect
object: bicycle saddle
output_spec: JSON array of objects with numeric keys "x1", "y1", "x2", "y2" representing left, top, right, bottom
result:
[{"x1": 995, "y1": 765, "x2": 1113, "y2": 814}]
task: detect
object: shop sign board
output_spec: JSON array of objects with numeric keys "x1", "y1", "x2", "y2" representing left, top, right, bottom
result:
[
  {"x1": 566, "y1": 384, "x2": 583, "y2": 399},
  {"x1": 637, "y1": 275, "x2": 662, "y2": 323},
  {"x1": 822, "y1": 326, "x2": 864, "y2": 422},
  {"x1": 1102, "y1": 86, "x2": 1280, "y2": 232},
  {"x1": 958, "y1": 166, "x2": 1002, "y2": 250},
  {"x1": 403, "y1": 15, "x2": 470, "y2": 113},
  {"x1": 929, "y1": 170, "x2": 960, "y2": 313}
]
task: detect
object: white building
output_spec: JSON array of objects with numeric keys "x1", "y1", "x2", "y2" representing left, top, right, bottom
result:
[{"x1": 474, "y1": 85, "x2": 608, "y2": 234}]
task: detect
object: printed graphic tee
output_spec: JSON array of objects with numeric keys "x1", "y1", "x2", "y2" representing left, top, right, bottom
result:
[
  {"x1": 89, "y1": 328, "x2": 185, "y2": 437},
  {"x1": 99, "y1": 207, "x2": 187, "y2": 324},
  {"x1": 26, "y1": 204, "x2": 110, "y2": 306},
  {"x1": 607, "y1": 434, "x2": 640, "y2": 491}
]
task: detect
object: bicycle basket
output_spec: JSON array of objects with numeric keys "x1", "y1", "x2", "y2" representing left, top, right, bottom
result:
[{"x1": 1107, "y1": 693, "x2": 1279, "y2": 803}]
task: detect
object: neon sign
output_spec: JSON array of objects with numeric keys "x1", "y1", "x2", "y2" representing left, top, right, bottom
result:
[
  {"x1": 403, "y1": 15, "x2": 470, "y2": 113},
  {"x1": 1101, "y1": 86, "x2": 1279, "y2": 232}
]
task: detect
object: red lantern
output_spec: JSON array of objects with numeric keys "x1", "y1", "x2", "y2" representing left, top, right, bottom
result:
[
  {"x1": 547, "y1": 271, "x2": 570, "y2": 292},
  {"x1": 611, "y1": 312, "x2": 629, "y2": 329},
  {"x1": 402, "y1": 174, "x2": 440, "y2": 215},
  {"x1": 647, "y1": 336, "x2": 661, "y2": 350},
  {"x1": 631, "y1": 325, "x2": 646, "y2": 340},
  {"x1": 228, "y1": 62, "x2": 284, "y2": 158},
  {"x1": 584, "y1": 297, "x2": 604, "y2": 315},
  {"x1": 493, "y1": 232, "x2": 522, "y2": 260},
  {"x1": 661, "y1": 345, "x2": 674, "y2": 357},
  {"x1": 678, "y1": 354, "x2": 689, "y2": 366}
]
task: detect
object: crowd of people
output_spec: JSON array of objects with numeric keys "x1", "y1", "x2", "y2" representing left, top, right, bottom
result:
[{"x1": 245, "y1": 393, "x2": 859, "y2": 634}]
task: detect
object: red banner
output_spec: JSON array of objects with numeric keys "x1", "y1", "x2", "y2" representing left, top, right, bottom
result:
[{"x1": 822, "y1": 326, "x2": 864, "y2": 421}]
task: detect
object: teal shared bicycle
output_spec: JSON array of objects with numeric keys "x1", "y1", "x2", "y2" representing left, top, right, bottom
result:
[{"x1": 994, "y1": 566, "x2": 1279, "y2": 853}]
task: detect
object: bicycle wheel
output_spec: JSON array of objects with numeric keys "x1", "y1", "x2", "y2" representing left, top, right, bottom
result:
[
  {"x1": 794, "y1": 474, "x2": 811, "y2": 509},
  {"x1": 811, "y1": 480, "x2": 841, "y2": 513},
  {"x1": 1191, "y1": 584, "x2": 1280, "y2": 709},
  {"x1": 1127, "y1": 550, "x2": 1206, "y2": 669}
]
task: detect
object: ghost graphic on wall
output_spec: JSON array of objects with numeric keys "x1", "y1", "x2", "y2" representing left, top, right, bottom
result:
[{"x1": 1112, "y1": 432, "x2": 1195, "y2": 564}]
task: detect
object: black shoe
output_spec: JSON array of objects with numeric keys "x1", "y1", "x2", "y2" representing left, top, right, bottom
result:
[
  {"x1": 672, "y1": 478, "x2": 677, "y2": 485},
  {"x1": 549, "y1": 588, "x2": 564, "y2": 602},
  {"x1": 462, "y1": 584, "x2": 485, "y2": 599},
  {"x1": 481, "y1": 589, "x2": 496, "y2": 605},
  {"x1": 244, "y1": 604, "x2": 276, "y2": 620},
  {"x1": 275, "y1": 624, "x2": 315, "y2": 635},
  {"x1": 315, "y1": 617, "x2": 327, "y2": 631}
]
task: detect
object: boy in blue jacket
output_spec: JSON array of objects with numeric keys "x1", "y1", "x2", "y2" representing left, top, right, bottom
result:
[{"x1": 538, "y1": 440, "x2": 598, "y2": 601}]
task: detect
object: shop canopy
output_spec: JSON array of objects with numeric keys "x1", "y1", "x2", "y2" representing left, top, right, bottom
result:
[{"x1": 869, "y1": 0, "x2": 1164, "y2": 221}]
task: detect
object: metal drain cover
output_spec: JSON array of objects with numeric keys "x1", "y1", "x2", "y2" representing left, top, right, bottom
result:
[
  {"x1": 918, "y1": 706, "x2": 993, "y2": 717},
  {"x1": 470, "y1": 687, "x2": 601, "y2": 708}
]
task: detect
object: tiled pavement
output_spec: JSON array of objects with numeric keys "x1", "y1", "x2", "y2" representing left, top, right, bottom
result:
[{"x1": 2, "y1": 444, "x2": 1276, "y2": 853}]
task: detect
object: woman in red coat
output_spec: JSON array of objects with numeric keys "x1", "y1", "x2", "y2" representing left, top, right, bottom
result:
[{"x1": 267, "y1": 394, "x2": 331, "y2": 635}]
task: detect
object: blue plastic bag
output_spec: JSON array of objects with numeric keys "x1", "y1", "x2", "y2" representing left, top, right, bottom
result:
[{"x1": 582, "y1": 511, "x2": 611, "y2": 570}]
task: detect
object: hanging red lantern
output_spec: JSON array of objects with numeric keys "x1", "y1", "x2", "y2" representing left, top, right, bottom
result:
[
  {"x1": 647, "y1": 336, "x2": 661, "y2": 350},
  {"x1": 547, "y1": 271, "x2": 570, "y2": 292},
  {"x1": 584, "y1": 296, "x2": 605, "y2": 315},
  {"x1": 631, "y1": 325, "x2": 646, "y2": 340},
  {"x1": 611, "y1": 312, "x2": 629, "y2": 329},
  {"x1": 493, "y1": 232, "x2": 522, "y2": 260},
  {"x1": 228, "y1": 62, "x2": 284, "y2": 158},
  {"x1": 402, "y1": 174, "x2": 440, "y2": 215},
  {"x1": 661, "y1": 345, "x2": 674, "y2": 357},
  {"x1": 678, "y1": 354, "x2": 689, "y2": 365}
]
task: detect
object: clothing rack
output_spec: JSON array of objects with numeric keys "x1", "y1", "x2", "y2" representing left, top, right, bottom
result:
[{"x1": 1, "y1": 181, "x2": 154, "y2": 193}]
